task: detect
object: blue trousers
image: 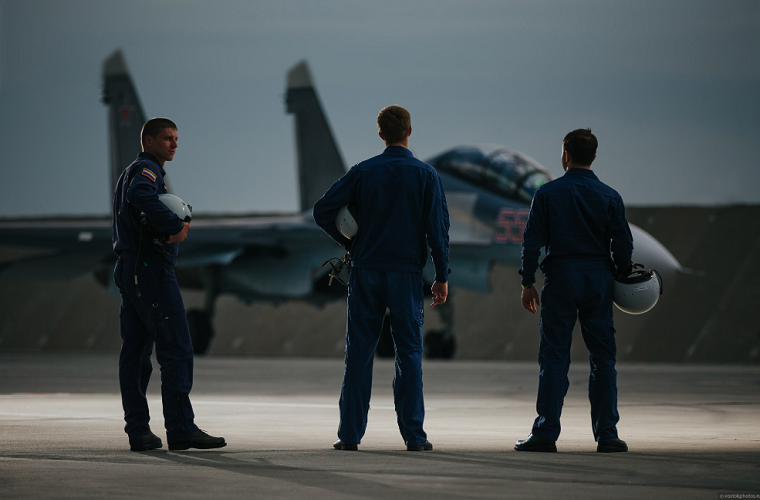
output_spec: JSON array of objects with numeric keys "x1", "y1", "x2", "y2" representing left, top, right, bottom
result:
[
  {"x1": 114, "y1": 256, "x2": 198, "y2": 439},
  {"x1": 532, "y1": 267, "x2": 620, "y2": 442},
  {"x1": 338, "y1": 268, "x2": 427, "y2": 446}
]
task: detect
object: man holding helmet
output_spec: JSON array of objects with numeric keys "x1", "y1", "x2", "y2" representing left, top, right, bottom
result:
[
  {"x1": 112, "y1": 117, "x2": 225, "y2": 452},
  {"x1": 313, "y1": 105, "x2": 450, "y2": 452},
  {"x1": 516, "y1": 129, "x2": 633, "y2": 453}
]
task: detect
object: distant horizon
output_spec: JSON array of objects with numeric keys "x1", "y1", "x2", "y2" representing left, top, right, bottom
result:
[{"x1": 2, "y1": 201, "x2": 759, "y2": 222}]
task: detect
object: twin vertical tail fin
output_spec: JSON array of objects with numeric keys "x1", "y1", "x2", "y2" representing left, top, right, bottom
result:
[
  {"x1": 102, "y1": 55, "x2": 344, "y2": 208},
  {"x1": 285, "y1": 61, "x2": 347, "y2": 213},
  {"x1": 102, "y1": 50, "x2": 146, "y2": 192}
]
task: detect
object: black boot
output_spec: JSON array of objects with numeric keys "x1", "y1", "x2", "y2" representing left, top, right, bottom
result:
[
  {"x1": 168, "y1": 429, "x2": 226, "y2": 451},
  {"x1": 333, "y1": 440, "x2": 358, "y2": 450},
  {"x1": 407, "y1": 440, "x2": 433, "y2": 451},
  {"x1": 514, "y1": 434, "x2": 557, "y2": 452},
  {"x1": 597, "y1": 438, "x2": 628, "y2": 453},
  {"x1": 129, "y1": 431, "x2": 163, "y2": 452}
]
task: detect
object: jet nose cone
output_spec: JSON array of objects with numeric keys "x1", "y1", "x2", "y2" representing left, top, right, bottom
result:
[{"x1": 629, "y1": 224, "x2": 681, "y2": 286}]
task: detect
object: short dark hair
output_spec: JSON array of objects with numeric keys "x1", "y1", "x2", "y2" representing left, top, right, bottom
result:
[
  {"x1": 377, "y1": 105, "x2": 411, "y2": 145},
  {"x1": 141, "y1": 117, "x2": 177, "y2": 147},
  {"x1": 563, "y1": 128, "x2": 597, "y2": 166}
]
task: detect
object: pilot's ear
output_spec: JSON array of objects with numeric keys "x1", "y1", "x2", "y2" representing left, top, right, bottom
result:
[
  {"x1": 408, "y1": 125, "x2": 412, "y2": 138},
  {"x1": 379, "y1": 131, "x2": 385, "y2": 142}
]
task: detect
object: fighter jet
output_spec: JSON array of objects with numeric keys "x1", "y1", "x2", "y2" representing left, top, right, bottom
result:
[{"x1": 0, "y1": 51, "x2": 681, "y2": 357}]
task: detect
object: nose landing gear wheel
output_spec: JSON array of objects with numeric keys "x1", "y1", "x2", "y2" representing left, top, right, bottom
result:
[
  {"x1": 424, "y1": 330, "x2": 456, "y2": 359},
  {"x1": 186, "y1": 308, "x2": 213, "y2": 355},
  {"x1": 375, "y1": 313, "x2": 395, "y2": 358}
]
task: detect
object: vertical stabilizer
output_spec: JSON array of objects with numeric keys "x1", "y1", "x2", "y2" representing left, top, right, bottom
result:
[
  {"x1": 102, "y1": 50, "x2": 146, "y2": 192},
  {"x1": 286, "y1": 61, "x2": 347, "y2": 212}
]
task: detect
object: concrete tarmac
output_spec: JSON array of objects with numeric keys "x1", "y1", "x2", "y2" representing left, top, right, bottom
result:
[{"x1": 0, "y1": 354, "x2": 758, "y2": 499}]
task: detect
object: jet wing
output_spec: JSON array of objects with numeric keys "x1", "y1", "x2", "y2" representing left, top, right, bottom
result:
[
  {"x1": 0, "y1": 218, "x2": 112, "y2": 280},
  {"x1": 0, "y1": 214, "x2": 334, "y2": 280},
  {"x1": 176, "y1": 214, "x2": 331, "y2": 268},
  {"x1": 181, "y1": 214, "x2": 324, "y2": 247},
  {"x1": 0, "y1": 218, "x2": 112, "y2": 251}
]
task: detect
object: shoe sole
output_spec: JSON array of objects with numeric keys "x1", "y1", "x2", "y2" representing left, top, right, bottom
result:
[
  {"x1": 333, "y1": 444, "x2": 358, "y2": 451},
  {"x1": 514, "y1": 445, "x2": 557, "y2": 452},
  {"x1": 168, "y1": 442, "x2": 227, "y2": 451},
  {"x1": 130, "y1": 443, "x2": 162, "y2": 452},
  {"x1": 597, "y1": 446, "x2": 627, "y2": 453},
  {"x1": 407, "y1": 445, "x2": 433, "y2": 451}
]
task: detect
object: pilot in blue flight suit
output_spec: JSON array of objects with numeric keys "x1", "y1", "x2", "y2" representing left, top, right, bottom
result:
[
  {"x1": 112, "y1": 118, "x2": 225, "y2": 452},
  {"x1": 313, "y1": 105, "x2": 450, "y2": 451},
  {"x1": 516, "y1": 129, "x2": 633, "y2": 453}
]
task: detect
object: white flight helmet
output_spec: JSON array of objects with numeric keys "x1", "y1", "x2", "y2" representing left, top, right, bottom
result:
[
  {"x1": 613, "y1": 264, "x2": 662, "y2": 315},
  {"x1": 335, "y1": 205, "x2": 358, "y2": 239},
  {"x1": 158, "y1": 193, "x2": 192, "y2": 223}
]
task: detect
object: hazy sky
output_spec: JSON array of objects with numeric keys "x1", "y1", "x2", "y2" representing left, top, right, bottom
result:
[{"x1": 0, "y1": 0, "x2": 758, "y2": 217}]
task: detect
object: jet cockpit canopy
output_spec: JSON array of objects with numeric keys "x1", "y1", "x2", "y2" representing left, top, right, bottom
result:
[{"x1": 429, "y1": 145, "x2": 551, "y2": 203}]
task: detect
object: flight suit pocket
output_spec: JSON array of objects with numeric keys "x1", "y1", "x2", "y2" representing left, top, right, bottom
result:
[
  {"x1": 413, "y1": 276, "x2": 425, "y2": 327},
  {"x1": 139, "y1": 262, "x2": 165, "y2": 302},
  {"x1": 153, "y1": 267, "x2": 191, "y2": 352},
  {"x1": 414, "y1": 307, "x2": 424, "y2": 327},
  {"x1": 135, "y1": 263, "x2": 163, "y2": 330}
]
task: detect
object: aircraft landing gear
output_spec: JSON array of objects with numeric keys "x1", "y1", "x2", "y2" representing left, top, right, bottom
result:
[
  {"x1": 187, "y1": 266, "x2": 219, "y2": 356},
  {"x1": 187, "y1": 308, "x2": 213, "y2": 355},
  {"x1": 424, "y1": 298, "x2": 456, "y2": 359},
  {"x1": 375, "y1": 296, "x2": 457, "y2": 359},
  {"x1": 423, "y1": 330, "x2": 456, "y2": 359},
  {"x1": 375, "y1": 313, "x2": 395, "y2": 358}
]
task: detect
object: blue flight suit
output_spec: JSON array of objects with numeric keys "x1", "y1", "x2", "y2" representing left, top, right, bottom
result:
[
  {"x1": 313, "y1": 146, "x2": 450, "y2": 447},
  {"x1": 112, "y1": 152, "x2": 198, "y2": 440},
  {"x1": 520, "y1": 167, "x2": 633, "y2": 442}
]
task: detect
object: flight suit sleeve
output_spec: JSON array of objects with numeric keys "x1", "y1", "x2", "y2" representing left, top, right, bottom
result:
[
  {"x1": 520, "y1": 188, "x2": 547, "y2": 287},
  {"x1": 312, "y1": 167, "x2": 360, "y2": 247},
  {"x1": 126, "y1": 169, "x2": 184, "y2": 236},
  {"x1": 424, "y1": 173, "x2": 450, "y2": 283},
  {"x1": 609, "y1": 194, "x2": 634, "y2": 273}
]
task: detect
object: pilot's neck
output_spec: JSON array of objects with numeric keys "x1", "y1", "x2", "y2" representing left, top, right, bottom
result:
[
  {"x1": 563, "y1": 164, "x2": 591, "y2": 172},
  {"x1": 141, "y1": 150, "x2": 166, "y2": 167}
]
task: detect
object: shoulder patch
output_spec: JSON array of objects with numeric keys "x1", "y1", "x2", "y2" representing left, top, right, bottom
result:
[{"x1": 141, "y1": 168, "x2": 157, "y2": 182}]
